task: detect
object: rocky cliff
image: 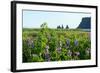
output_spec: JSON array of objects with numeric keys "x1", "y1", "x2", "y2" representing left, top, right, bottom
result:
[{"x1": 77, "y1": 17, "x2": 91, "y2": 29}]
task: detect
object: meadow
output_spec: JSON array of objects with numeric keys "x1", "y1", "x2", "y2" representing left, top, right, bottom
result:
[{"x1": 22, "y1": 23, "x2": 91, "y2": 62}]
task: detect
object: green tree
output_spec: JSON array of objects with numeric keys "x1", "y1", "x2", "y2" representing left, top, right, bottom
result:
[
  {"x1": 62, "y1": 24, "x2": 64, "y2": 29},
  {"x1": 66, "y1": 25, "x2": 69, "y2": 29}
]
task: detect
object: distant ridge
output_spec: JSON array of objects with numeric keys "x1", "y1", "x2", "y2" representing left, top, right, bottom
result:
[{"x1": 77, "y1": 17, "x2": 91, "y2": 29}]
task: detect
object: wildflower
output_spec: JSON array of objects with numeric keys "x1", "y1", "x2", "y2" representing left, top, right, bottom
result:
[
  {"x1": 45, "y1": 45, "x2": 50, "y2": 61},
  {"x1": 45, "y1": 48, "x2": 49, "y2": 54},
  {"x1": 74, "y1": 39, "x2": 78, "y2": 46},
  {"x1": 66, "y1": 39, "x2": 70, "y2": 46},
  {"x1": 45, "y1": 53, "x2": 50, "y2": 61},
  {"x1": 75, "y1": 52, "x2": 80, "y2": 56},
  {"x1": 31, "y1": 41, "x2": 34, "y2": 48},
  {"x1": 57, "y1": 47, "x2": 61, "y2": 53},
  {"x1": 45, "y1": 45, "x2": 49, "y2": 55},
  {"x1": 67, "y1": 50, "x2": 72, "y2": 56},
  {"x1": 27, "y1": 37, "x2": 34, "y2": 48}
]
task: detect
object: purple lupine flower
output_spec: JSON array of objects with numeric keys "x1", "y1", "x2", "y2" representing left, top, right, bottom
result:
[
  {"x1": 66, "y1": 39, "x2": 70, "y2": 46},
  {"x1": 45, "y1": 53, "x2": 50, "y2": 61},
  {"x1": 44, "y1": 45, "x2": 49, "y2": 61},
  {"x1": 74, "y1": 39, "x2": 78, "y2": 46},
  {"x1": 75, "y1": 52, "x2": 80, "y2": 56},
  {"x1": 45, "y1": 48, "x2": 49, "y2": 54},
  {"x1": 67, "y1": 50, "x2": 72, "y2": 56},
  {"x1": 31, "y1": 40, "x2": 34, "y2": 48},
  {"x1": 27, "y1": 37, "x2": 34, "y2": 48},
  {"x1": 27, "y1": 38, "x2": 31, "y2": 46},
  {"x1": 57, "y1": 47, "x2": 61, "y2": 53},
  {"x1": 45, "y1": 45, "x2": 49, "y2": 55},
  {"x1": 32, "y1": 43, "x2": 34, "y2": 48}
]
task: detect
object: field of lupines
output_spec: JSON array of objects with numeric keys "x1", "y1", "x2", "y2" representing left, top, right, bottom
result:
[{"x1": 22, "y1": 23, "x2": 91, "y2": 62}]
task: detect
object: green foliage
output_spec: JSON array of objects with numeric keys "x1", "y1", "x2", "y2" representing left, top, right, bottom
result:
[
  {"x1": 32, "y1": 56, "x2": 44, "y2": 62},
  {"x1": 22, "y1": 40, "x2": 33, "y2": 62},
  {"x1": 23, "y1": 22, "x2": 91, "y2": 62}
]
